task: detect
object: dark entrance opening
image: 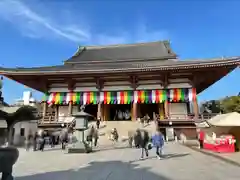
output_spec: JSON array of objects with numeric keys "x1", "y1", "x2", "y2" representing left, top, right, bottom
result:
[
  {"x1": 159, "y1": 128, "x2": 167, "y2": 140},
  {"x1": 109, "y1": 104, "x2": 131, "y2": 121},
  {"x1": 139, "y1": 103, "x2": 159, "y2": 119},
  {"x1": 84, "y1": 104, "x2": 98, "y2": 120}
]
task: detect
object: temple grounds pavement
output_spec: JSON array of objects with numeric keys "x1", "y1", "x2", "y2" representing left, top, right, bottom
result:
[{"x1": 13, "y1": 142, "x2": 240, "y2": 180}]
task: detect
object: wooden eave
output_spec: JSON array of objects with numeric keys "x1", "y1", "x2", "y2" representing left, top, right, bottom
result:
[
  {"x1": 0, "y1": 57, "x2": 239, "y2": 93},
  {"x1": 0, "y1": 57, "x2": 239, "y2": 76}
]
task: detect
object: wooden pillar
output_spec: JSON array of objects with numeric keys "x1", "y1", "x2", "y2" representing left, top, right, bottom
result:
[
  {"x1": 193, "y1": 98, "x2": 199, "y2": 119},
  {"x1": 103, "y1": 104, "x2": 108, "y2": 121},
  {"x1": 97, "y1": 103, "x2": 102, "y2": 120},
  {"x1": 132, "y1": 103, "x2": 137, "y2": 121},
  {"x1": 164, "y1": 100, "x2": 169, "y2": 119},
  {"x1": 42, "y1": 101, "x2": 47, "y2": 117},
  {"x1": 159, "y1": 103, "x2": 164, "y2": 120},
  {"x1": 68, "y1": 101, "x2": 73, "y2": 116}
]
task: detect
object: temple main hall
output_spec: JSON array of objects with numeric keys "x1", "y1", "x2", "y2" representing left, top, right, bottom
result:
[{"x1": 0, "y1": 41, "x2": 239, "y2": 135}]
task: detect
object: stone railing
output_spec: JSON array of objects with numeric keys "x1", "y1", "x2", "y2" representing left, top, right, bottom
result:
[
  {"x1": 39, "y1": 112, "x2": 74, "y2": 125},
  {"x1": 165, "y1": 113, "x2": 218, "y2": 122}
]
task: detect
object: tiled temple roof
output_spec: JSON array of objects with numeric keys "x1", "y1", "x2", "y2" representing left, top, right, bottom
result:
[
  {"x1": 0, "y1": 41, "x2": 239, "y2": 75},
  {"x1": 64, "y1": 40, "x2": 177, "y2": 64}
]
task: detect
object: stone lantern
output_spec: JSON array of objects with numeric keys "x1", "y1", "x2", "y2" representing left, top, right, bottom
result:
[{"x1": 67, "y1": 111, "x2": 92, "y2": 153}]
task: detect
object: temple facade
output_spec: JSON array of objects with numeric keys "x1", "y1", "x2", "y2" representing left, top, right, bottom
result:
[{"x1": 0, "y1": 41, "x2": 239, "y2": 135}]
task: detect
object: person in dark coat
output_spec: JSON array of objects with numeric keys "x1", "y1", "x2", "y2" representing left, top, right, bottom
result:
[
  {"x1": 39, "y1": 132, "x2": 46, "y2": 151},
  {"x1": 134, "y1": 130, "x2": 141, "y2": 148},
  {"x1": 93, "y1": 128, "x2": 99, "y2": 147},
  {"x1": 50, "y1": 132, "x2": 55, "y2": 148},
  {"x1": 137, "y1": 129, "x2": 150, "y2": 159},
  {"x1": 33, "y1": 132, "x2": 38, "y2": 151},
  {"x1": 59, "y1": 128, "x2": 69, "y2": 150},
  {"x1": 96, "y1": 118, "x2": 100, "y2": 129}
]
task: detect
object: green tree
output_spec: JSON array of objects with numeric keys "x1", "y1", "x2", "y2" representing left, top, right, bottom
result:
[
  {"x1": 220, "y1": 96, "x2": 240, "y2": 113},
  {"x1": 200, "y1": 100, "x2": 222, "y2": 114}
]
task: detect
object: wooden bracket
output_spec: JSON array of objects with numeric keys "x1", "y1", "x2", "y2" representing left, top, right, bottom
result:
[
  {"x1": 67, "y1": 78, "x2": 75, "y2": 91},
  {"x1": 95, "y1": 77, "x2": 103, "y2": 90},
  {"x1": 163, "y1": 74, "x2": 169, "y2": 88},
  {"x1": 130, "y1": 75, "x2": 138, "y2": 89}
]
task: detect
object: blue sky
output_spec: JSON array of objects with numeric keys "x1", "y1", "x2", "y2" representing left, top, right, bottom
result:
[{"x1": 0, "y1": 0, "x2": 239, "y2": 104}]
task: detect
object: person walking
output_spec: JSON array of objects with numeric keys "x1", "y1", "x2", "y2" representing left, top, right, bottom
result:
[
  {"x1": 152, "y1": 129, "x2": 164, "y2": 159},
  {"x1": 198, "y1": 130, "x2": 204, "y2": 149},
  {"x1": 96, "y1": 118, "x2": 100, "y2": 129},
  {"x1": 137, "y1": 129, "x2": 149, "y2": 160},
  {"x1": 93, "y1": 128, "x2": 99, "y2": 147},
  {"x1": 50, "y1": 132, "x2": 55, "y2": 148},
  {"x1": 33, "y1": 132, "x2": 38, "y2": 151},
  {"x1": 25, "y1": 132, "x2": 32, "y2": 151},
  {"x1": 112, "y1": 128, "x2": 119, "y2": 142},
  {"x1": 128, "y1": 130, "x2": 134, "y2": 148},
  {"x1": 39, "y1": 132, "x2": 45, "y2": 151},
  {"x1": 86, "y1": 126, "x2": 94, "y2": 147}
]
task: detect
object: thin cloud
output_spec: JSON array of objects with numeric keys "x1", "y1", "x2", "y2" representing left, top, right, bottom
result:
[
  {"x1": 0, "y1": 0, "x2": 170, "y2": 45},
  {"x1": 0, "y1": 0, "x2": 91, "y2": 42}
]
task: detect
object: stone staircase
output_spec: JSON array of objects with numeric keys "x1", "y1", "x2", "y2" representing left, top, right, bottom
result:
[{"x1": 89, "y1": 121, "x2": 156, "y2": 142}]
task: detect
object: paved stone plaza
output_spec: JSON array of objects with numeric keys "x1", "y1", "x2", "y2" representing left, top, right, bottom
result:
[{"x1": 13, "y1": 142, "x2": 240, "y2": 180}]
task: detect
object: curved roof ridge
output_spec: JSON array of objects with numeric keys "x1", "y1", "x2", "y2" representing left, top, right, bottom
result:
[
  {"x1": 84, "y1": 40, "x2": 168, "y2": 50},
  {"x1": 181, "y1": 56, "x2": 240, "y2": 62}
]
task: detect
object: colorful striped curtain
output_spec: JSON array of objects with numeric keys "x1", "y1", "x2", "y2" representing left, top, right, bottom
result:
[
  {"x1": 45, "y1": 88, "x2": 197, "y2": 105},
  {"x1": 188, "y1": 88, "x2": 197, "y2": 102}
]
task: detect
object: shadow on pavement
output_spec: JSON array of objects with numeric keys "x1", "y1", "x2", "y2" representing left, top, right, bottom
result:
[
  {"x1": 161, "y1": 153, "x2": 190, "y2": 160},
  {"x1": 93, "y1": 145, "x2": 130, "y2": 152},
  {"x1": 14, "y1": 160, "x2": 172, "y2": 180},
  {"x1": 129, "y1": 153, "x2": 190, "y2": 163}
]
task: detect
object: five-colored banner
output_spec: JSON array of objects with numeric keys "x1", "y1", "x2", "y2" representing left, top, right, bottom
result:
[{"x1": 44, "y1": 88, "x2": 197, "y2": 105}]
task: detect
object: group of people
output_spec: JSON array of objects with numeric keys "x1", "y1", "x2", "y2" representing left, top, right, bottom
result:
[
  {"x1": 25, "y1": 128, "x2": 70, "y2": 152},
  {"x1": 23, "y1": 117, "x2": 164, "y2": 160},
  {"x1": 25, "y1": 131, "x2": 50, "y2": 151},
  {"x1": 129, "y1": 128, "x2": 165, "y2": 160}
]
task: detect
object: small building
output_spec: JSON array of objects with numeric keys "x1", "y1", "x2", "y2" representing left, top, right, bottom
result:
[
  {"x1": 0, "y1": 91, "x2": 39, "y2": 145},
  {"x1": 0, "y1": 41, "x2": 239, "y2": 138}
]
